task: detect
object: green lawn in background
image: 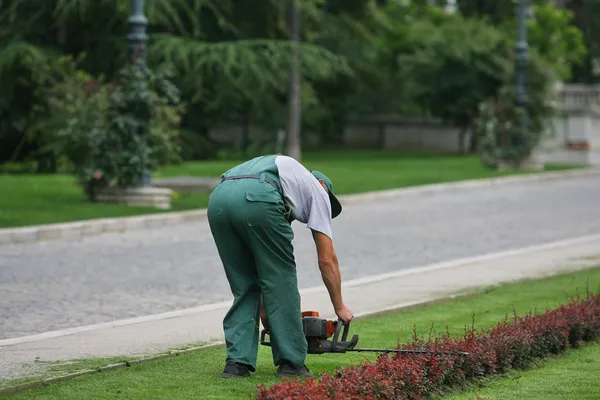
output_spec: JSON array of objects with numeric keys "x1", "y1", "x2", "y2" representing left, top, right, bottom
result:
[
  {"x1": 5, "y1": 266, "x2": 600, "y2": 400},
  {"x1": 0, "y1": 150, "x2": 578, "y2": 228},
  {"x1": 443, "y1": 343, "x2": 600, "y2": 400}
]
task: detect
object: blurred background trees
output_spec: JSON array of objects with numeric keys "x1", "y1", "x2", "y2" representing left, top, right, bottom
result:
[{"x1": 0, "y1": 0, "x2": 593, "y2": 172}]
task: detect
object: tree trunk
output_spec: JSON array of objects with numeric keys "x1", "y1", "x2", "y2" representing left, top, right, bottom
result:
[{"x1": 285, "y1": 0, "x2": 302, "y2": 161}]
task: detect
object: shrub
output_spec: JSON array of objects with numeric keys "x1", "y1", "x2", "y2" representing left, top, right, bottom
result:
[
  {"x1": 26, "y1": 54, "x2": 185, "y2": 200},
  {"x1": 256, "y1": 291, "x2": 600, "y2": 400},
  {"x1": 473, "y1": 51, "x2": 558, "y2": 168}
]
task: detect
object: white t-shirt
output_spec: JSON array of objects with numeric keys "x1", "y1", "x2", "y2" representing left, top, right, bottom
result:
[{"x1": 275, "y1": 155, "x2": 333, "y2": 239}]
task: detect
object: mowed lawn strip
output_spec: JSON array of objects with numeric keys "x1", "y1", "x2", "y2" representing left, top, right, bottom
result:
[
  {"x1": 442, "y1": 343, "x2": 600, "y2": 400},
  {"x1": 0, "y1": 150, "x2": 577, "y2": 228},
  {"x1": 6, "y1": 266, "x2": 600, "y2": 400}
]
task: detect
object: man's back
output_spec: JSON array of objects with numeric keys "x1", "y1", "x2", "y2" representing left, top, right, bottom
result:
[{"x1": 275, "y1": 155, "x2": 333, "y2": 239}]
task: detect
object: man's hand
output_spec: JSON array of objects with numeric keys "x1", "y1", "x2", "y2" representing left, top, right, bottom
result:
[
  {"x1": 260, "y1": 296, "x2": 269, "y2": 331},
  {"x1": 335, "y1": 304, "x2": 354, "y2": 324}
]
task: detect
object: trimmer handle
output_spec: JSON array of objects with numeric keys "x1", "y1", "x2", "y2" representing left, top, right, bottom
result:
[{"x1": 331, "y1": 319, "x2": 351, "y2": 352}]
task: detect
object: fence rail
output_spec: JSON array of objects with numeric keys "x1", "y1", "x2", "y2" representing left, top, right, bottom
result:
[{"x1": 555, "y1": 84, "x2": 600, "y2": 109}]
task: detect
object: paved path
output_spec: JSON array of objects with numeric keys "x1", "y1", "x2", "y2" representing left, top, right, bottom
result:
[{"x1": 1, "y1": 175, "x2": 600, "y2": 341}]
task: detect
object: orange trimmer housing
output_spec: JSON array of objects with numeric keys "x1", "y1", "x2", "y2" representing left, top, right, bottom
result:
[{"x1": 301, "y1": 311, "x2": 336, "y2": 339}]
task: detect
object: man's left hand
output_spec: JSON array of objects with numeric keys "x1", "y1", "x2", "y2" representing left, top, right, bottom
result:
[
  {"x1": 260, "y1": 296, "x2": 269, "y2": 331},
  {"x1": 260, "y1": 313, "x2": 269, "y2": 331}
]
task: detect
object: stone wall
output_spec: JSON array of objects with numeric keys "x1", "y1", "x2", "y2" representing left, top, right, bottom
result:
[
  {"x1": 206, "y1": 84, "x2": 600, "y2": 162},
  {"x1": 536, "y1": 84, "x2": 600, "y2": 166},
  {"x1": 343, "y1": 116, "x2": 467, "y2": 153},
  {"x1": 209, "y1": 116, "x2": 467, "y2": 154},
  {"x1": 555, "y1": 83, "x2": 600, "y2": 109},
  {"x1": 537, "y1": 105, "x2": 600, "y2": 166}
]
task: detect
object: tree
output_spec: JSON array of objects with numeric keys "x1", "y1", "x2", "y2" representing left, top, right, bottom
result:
[
  {"x1": 498, "y1": 2, "x2": 587, "y2": 82},
  {"x1": 0, "y1": 0, "x2": 352, "y2": 167},
  {"x1": 455, "y1": 0, "x2": 586, "y2": 83},
  {"x1": 301, "y1": 0, "x2": 412, "y2": 146},
  {"x1": 474, "y1": 50, "x2": 557, "y2": 168},
  {"x1": 395, "y1": 15, "x2": 514, "y2": 152},
  {"x1": 561, "y1": 0, "x2": 600, "y2": 83},
  {"x1": 26, "y1": 54, "x2": 185, "y2": 198},
  {"x1": 456, "y1": 0, "x2": 548, "y2": 23},
  {"x1": 285, "y1": 0, "x2": 302, "y2": 161}
]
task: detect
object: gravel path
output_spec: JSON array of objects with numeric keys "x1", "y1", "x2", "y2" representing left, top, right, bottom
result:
[{"x1": 1, "y1": 175, "x2": 599, "y2": 340}]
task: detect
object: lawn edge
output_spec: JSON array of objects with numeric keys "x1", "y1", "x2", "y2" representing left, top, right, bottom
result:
[{"x1": 1, "y1": 167, "x2": 599, "y2": 246}]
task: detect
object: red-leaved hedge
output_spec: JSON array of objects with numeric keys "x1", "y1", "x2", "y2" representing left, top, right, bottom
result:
[{"x1": 256, "y1": 292, "x2": 600, "y2": 400}]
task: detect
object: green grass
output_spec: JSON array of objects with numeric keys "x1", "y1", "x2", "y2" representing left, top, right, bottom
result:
[
  {"x1": 443, "y1": 343, "x2": 600, "y2": 400},
  {"x1": 0, "y1": 342, "x2": 216, "y2": 391},
  {"x1": 5, "y1": 266, "x2": 600, "y2": 399},
  {"x1": 0, "y1": 150, "x2": 579, "y2": 228}
]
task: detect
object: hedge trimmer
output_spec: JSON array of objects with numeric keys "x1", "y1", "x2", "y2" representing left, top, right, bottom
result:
[{"x1": 260, "y1": 311, "x2": 469, "y2": 356}]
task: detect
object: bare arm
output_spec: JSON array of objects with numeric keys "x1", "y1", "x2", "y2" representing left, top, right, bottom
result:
[{"x1": 312, "y1": 231, "x2": 353, "y2": 322}]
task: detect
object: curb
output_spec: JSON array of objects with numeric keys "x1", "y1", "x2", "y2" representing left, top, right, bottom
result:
[
  {"x1": 337, "y1": 167, "x2": 600, "y2": 204},
  {"x1": 1, "y1": 167, "x2": 599, "y2": 246},
  {"x1": 0, "y1": 292, "x2": 477, "y2": 398}
]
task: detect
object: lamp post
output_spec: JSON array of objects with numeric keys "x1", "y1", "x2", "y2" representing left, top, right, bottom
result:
[
  {"x1": 128, "y1": 0, "x2": 151, "y2": 187},
  {"x1": 515, "y1": 0, "x2": 528, "y2": 150}
]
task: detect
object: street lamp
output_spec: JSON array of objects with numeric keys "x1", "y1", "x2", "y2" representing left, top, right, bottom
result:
[
  {"x1": 515, "y1": 0, "x2": 528, "y2": 149},
  {"x1": 127, "y1": 0, "x2": 151, "y2": 187}
]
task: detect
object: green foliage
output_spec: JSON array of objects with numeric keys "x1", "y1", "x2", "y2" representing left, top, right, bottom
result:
[
  {"x1": 495, "y1": 3, "x2": 587, "y2": 82},
  {"x1": 396, "y1": 15, "x2": 514, "y2": 129},
  {"x1": 27, "y1": 55, "x2": 185, "y2": 200},
  {"x1": 0, "y1": 0, "x2": 594, "y2": 169},
  {"x1": 150, "y1": 36, "x2": 350, "y2": 108},
  {"x1": 380, "y1": 6, "x2": 561, "y2": 165},
  {"x1": 456, "y1": 0, "x2": 590, "y2": 84},
  {"x1": 455, "y1": 0, "x2": 548, "y2": 24},
  {"x1": 0, "y1": 41, "x2": 57, "y2": 108},
  {"x1": 456, "y1": 2, "x2": 581, "y2": 166},
  {"x1": 528, "y1": 3, "x2": 587, "y2": 81},
  {"x1": 302, "y1": 1, "x2": 422, "y2": 144},
  {"x1": 557, "y1": 0, "x2": 600, "y2": 83},
  {"x1": 177, "y1": 129, "x2": 219, "y2": 161}
]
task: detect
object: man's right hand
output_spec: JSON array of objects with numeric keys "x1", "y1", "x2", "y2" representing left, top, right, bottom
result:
[{"x1": 335, "y1": 304, "x2": 354, "y2": 324}]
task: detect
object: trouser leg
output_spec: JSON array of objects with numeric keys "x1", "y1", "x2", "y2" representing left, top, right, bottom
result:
[
  {"x1": 240, "y1": 192, "x2": 307, "y2": 369},
  {"x1": 207, "y1": 185, "x2": 261, "y2": 371}
]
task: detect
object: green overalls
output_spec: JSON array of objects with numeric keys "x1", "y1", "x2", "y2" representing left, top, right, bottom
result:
[{"x1": 207, "y1": 155, "x2": 307, "y2": 371}]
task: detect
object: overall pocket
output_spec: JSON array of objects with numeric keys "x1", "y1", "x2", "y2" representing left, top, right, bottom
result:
[{"x1": 244, "y1": 189, "x2": 285, "y2": 227}]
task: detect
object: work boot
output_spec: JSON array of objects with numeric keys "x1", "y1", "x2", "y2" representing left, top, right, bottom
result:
[
  {"x1": 221, "y1": 360, "x2": 252, "y2": 379},
  {"x1": 276, "y1": 360, "x2": 316, "y2": 379}
]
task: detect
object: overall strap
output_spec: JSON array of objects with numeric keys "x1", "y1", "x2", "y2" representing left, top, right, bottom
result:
[{"x1": 220, "y1": 173, "x2": 281, "y2": 194}]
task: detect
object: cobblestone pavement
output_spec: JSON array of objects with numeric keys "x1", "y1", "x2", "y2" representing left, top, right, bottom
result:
[{"x1": 1, "y1": 175, "x2": 600, "y2": 340}]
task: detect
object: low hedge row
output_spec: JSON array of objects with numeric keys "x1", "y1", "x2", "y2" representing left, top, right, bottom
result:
[{"x1": 256, "y1": 291, "x2": 600, "y2": 400}]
